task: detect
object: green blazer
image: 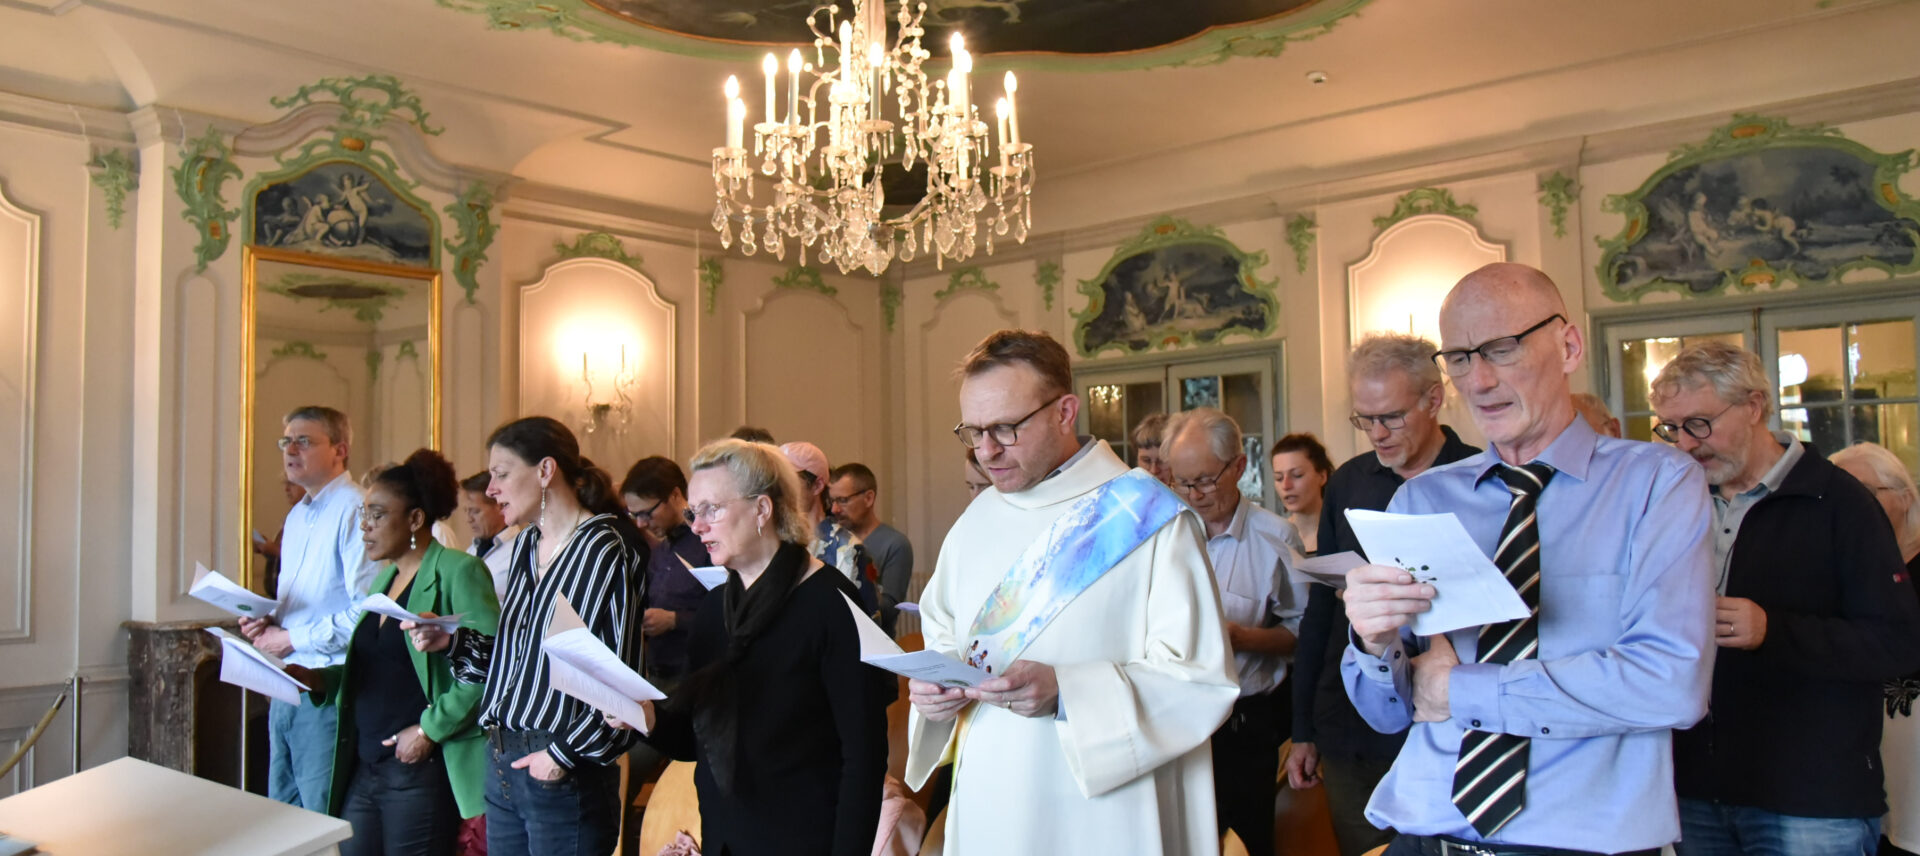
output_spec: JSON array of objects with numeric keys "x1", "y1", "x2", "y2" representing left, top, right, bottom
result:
[{"x1": 308, "y1": 540, "x2": 501, "y2": 819}]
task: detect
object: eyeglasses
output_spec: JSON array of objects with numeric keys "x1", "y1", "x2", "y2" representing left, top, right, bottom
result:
[
  {"x1": 358, "y1": 506, "x2": 390, "y2": 530},
  {"x1": 277, "y1": 435, "x2": 325, "y2": 452},
  {"x1": 1432, "y1": 314, "x2": 1566, "y2": 377},
  {"x1": 1653, "y1": 401, "x2": 1741, "y2": 443},
  {"x1": 1172, "y1": 459, "x2": 1238, "y2": 496},
  {"x1": 954, "y1": 394, "x2": 1064, "y2": 449},
  {"x1": 628, "y1": 497, "x2": 665, "y2": 522},
  {"x1": 1350, "y1": 411, "x2": 1410, "y2": 431},
  {"x1": 685, "y1": 496, "x2": 759, "y2": 526},
  {"x1": 828, "y1": 490, "x2": 871, "y2": 508}
]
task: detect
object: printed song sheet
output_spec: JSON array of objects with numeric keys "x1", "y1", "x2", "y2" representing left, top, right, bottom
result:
[
  {"x1": 843, "y1": 594, "x2": 991, "y2": 688},
  {"x1": 1343, "y1": 509, "x2": 1530, "y2": 636},
  {"x1": 189, "y1": 563, "x2": 278, "y2": 618},
  {"x1": 541, "y1": 593, "x2": 665, "y2": 733},
  {"x1": 360, "y1": 594, "x2": 463, "y2": 632},
  {"x1": 206, "y1": 627, "x2": 309, "y2": 705},
  {"x1": 687, "y1": 566, "x2": 729, "y2": 591}
]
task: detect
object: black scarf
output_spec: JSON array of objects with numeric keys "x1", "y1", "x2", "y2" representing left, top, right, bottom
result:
[{"x1": 680, "y1": 540, "x2": 808, "y2": 794}]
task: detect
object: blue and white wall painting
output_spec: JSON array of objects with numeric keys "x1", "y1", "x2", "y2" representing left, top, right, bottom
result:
[
  {"x1": 251, "y1": 161, "x2": 436, "y2": 267},
  {"x1": 1599, "y1": 115, "x2": 1920, "y2": 301},
  {"x1": 1075, "y1": 217, "x2": 1278, "y2": 357}
]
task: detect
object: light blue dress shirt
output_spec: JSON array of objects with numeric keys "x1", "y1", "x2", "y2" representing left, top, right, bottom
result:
[
  {"x1": 275, "y1": 470, "x2": 376, "y2": 668},
  {"x1": 1341, "y1": 417, "x2": 1716, "y2": 851}
]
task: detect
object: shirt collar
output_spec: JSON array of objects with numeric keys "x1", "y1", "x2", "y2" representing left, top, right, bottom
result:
[
  {"x1": 302, "y1": 470, "x2": 358, "y2": 508},
  {"x1": 1045, "y1": 435, "x2": 1098, "y2": 482},
  {"x1": 1213, "y1": 492, "x2": 1252, "y2": 543},
  {"x1": 1474, "y1": 415, "x2": 1598, "y2": 485},
  {"x1": 1715, "y1": 431, "x2": 1802, "y2": 500}
]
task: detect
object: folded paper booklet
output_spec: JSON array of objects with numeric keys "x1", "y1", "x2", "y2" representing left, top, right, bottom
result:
[
  {"x1": 360, "y1": 593, "x2": 463, "y2": 632},
  {"x1": 189, "y1": 563, "x2": 278, "y2": 618},
  {"x1": 205, "y1": 627, "x2": 309, "y2": 705},
  {"x1": 687, "y1": 566, "x2": 729, "y2": 591},
  {"x1": 843, "y1": 593, "x2": 991, "y2": 688},
  {"x1": 1287, "y1": 550, "x2": 1367, "y2": 589},
  {"x1": 541, "y1": 593, "x2": 666, "y2": 733},
  {"x1": 896, "y1": 602, "x2": 920, "y2": 614},
  {"x1": 1343, "y1": 509, "x2": 1531, "y2": 637}
]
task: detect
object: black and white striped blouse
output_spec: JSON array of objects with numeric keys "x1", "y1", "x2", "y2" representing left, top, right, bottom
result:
[{"x1": 451, "y1": 513, "x2": 644, "y2": 769}]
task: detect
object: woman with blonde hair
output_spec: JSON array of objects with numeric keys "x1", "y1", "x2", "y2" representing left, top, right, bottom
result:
[
  {"x1": 1832, "y1": 442, "x2": 1920, "y2": 856},
  {"x1": 616, "y1": 438, "x2": 894, "y2": 856}
]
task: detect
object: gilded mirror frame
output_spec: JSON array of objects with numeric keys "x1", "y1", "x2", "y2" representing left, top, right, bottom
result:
[{"x1": 240, "y1": 244, "x2": 442, "y2": 590}]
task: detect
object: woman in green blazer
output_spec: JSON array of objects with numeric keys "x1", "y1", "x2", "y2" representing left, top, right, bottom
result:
[{"x1": 287, "y1": 449, "x2": 501, "y2": 856}]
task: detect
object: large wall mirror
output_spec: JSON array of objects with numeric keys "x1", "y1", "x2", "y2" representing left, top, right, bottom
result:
[{"x1": 241, "y1": 245, "x2": 440, "y2": 589}]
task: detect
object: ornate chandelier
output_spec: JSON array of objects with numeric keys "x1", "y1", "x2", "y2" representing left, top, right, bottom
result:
[{"x1": 712, "y1": 0, "x2": 1034, "y2": 275}]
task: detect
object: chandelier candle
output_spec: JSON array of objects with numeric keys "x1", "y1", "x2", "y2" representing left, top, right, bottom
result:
[
  {"x1": 1004, "y1": 71, "x2": 1020, "y2": 146},
  {"x1": 724, "y1": 76, "x2": 744, "y2": 150},
  {"x1": 762, "y1": 54, "x2": 777, "y2": 130}
]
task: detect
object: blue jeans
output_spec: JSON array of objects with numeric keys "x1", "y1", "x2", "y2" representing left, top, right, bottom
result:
[
  {"x1": 1676, "y1": 798, "x2": 1880, "y2": 856},
  {"x1": 268, "y1": 698, "x2": 337, "y2": 811},
  {"x1": 484, "y1": 729, "x2": 619, "y2": 856},
  {"x1": 339, "y1": 753, "x2": 460, "y2": 856}
]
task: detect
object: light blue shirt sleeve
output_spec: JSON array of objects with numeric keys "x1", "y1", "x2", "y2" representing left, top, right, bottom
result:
[{"x1": 279, "y1": 475, "x2": 377, "y2": 664}]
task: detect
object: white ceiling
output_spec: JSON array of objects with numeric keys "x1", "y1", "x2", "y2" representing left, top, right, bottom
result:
[{"x1": 3, "y1": 0, "x2": 1919, "y2": 232}]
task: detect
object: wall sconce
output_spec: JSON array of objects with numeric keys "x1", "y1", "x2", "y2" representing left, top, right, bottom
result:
[
  {"x1": 578, "y1": 343, "x2": 640, "y2": 440},
  {"x1": 1088, "y1": 384, "x2": 1123, "y2": 407}
]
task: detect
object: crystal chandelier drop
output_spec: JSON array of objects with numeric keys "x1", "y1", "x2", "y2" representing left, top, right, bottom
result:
[{"x1": 711, "y1": 1, "x2": 1035, "y2": 275}]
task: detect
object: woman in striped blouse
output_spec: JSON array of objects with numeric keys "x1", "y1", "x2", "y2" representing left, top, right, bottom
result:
[{"x1": 406, "y1": 416, "x2": 646, "y2": 856}]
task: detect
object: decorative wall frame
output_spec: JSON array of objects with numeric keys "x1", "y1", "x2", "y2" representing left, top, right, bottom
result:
[
  {"x1": 1035, "y1": 259, "x2": 1062, "y2": 310},
  {"x1": 933, "y1": 266, "x2": 1000, "y2": 301},
  {"x1": 698, "y1": 256, "x2": 725, "y2": 315},
  {"x1": 445, "y1": 182, "x2": 497, "y2": 303},
  {"x1": 1286, "y1": 215, "x2": 1316, "y2": 274},
  {"x1": 1537, "y1": 171, "x2": 1578, "y2": 239},
  {"x1": 247, "y1": 159, "x2": 440, "y2": 268},
  {"x1": 1348, "y1": 213, "x2": 1506, "y2": 347},
  {"x1": 172, "y1": 126, "x2": 243, "y2": 272},
  {"x1": 772, "y1": 265, "x2": 836, "y2": 296},
  {"x1": 1073, "y1": 216, "x2": 1278, "y2": 358},
  {"x1": 555, "y1": 231, "x2": 647, "y2": 274},
  {"x1": 1373, "y1": 187, "x2": 1478, "y2": 231},
  {"x1": 1596, "y1": 113, "x2": 1920, "y2": 302},
  {"x1": 88, "y1": 150, "x2": 136, "y2": 230}
]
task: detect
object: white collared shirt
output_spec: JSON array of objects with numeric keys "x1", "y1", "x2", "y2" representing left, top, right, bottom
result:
[
  {"x1": 275, "y1": 470, "x2": 376, "y2": 668},
  {"x1": 469, "y1": 524, "x2": 523, "y2": 601},
  {"x1": 1205, "y1": 495, "x2": 1308, "y2": 697}
]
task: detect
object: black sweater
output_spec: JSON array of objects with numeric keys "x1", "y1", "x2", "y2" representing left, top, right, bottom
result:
[
  {"x1": 646, "y1": 566, "x2": 895, "y2": 856},
  {"x1": 1673, "y1": 444, "x2": 1920, "y2": 818}
]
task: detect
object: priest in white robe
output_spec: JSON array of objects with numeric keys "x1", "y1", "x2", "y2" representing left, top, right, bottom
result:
[{"x1": 906, "y1": 329, "x2": 1240, "y2": 856}]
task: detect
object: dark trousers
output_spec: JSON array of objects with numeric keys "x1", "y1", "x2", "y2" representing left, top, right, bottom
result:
[
  {"x1": 1214, "y1": 687, "x2": 1285, "y2": 856},
  {"x1": 339, "y1": 754, "x2": 461, "y2": 856},
  {"x1": 1321, "y1": 753, "x2": 1397, "y2": 856},
  {"x1": 485, "y1": 729, "x2": 620, "y2": 856}
]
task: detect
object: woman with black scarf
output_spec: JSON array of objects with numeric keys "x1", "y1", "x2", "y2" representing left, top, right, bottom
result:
[{"x1": 615, "y1": 438, "x2": 893, "y2": 856}]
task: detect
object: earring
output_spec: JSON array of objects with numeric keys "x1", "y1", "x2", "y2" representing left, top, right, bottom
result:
[
  {"x1": 540, "y1": 488, "x2": 549, "y2": 530},
  {"x1": 410, "y1": 530, "x2": 418, "y2": 551},
  {"x1": 757, "y1": 519, "x2": 764, "y2": 537}
]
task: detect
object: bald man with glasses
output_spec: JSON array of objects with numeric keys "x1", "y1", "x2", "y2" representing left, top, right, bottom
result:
[{"x1": 1341, "y1": 263, "x2": 1716, "y2": 856}]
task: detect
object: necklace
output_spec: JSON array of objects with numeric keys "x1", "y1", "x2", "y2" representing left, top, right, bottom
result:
[{"x1": 535, "y1": 511, "x2": 591, "y2": 576}]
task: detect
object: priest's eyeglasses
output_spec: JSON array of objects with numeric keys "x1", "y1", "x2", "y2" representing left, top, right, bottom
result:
[
  {"x1": 1432, "y1": 314, "x2": 1566, "y2": 377},
  {"x1": 954, "y1": 394, "x2": 1065, "y2": 449},
  {"x1": 685, "y1": 496, "x2": 759, "y2": 525},
  {"x1": 1653, "y1": 401, "x2": 1740, "y2": 443},
  {"x1": 1172, "y1": 459, "x2": 1236, "y2": 496}
]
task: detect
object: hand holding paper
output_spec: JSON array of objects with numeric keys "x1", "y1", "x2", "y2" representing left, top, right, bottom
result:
[
  {"x1": 1342, "y1": 509, "x2": 1529, "y2": 639},
  {"x1": 361, "y1": 593, "x2": 463, "y2": 632},
  {"x1": 206, "y1": 627, "x2": 310, "y2": 705},
  {"x1": 541, "y1": 593, "x2": 665, "y2": 734},
  {"x1": 189, "y1": 563, "x2": 279, "y2": 618}
]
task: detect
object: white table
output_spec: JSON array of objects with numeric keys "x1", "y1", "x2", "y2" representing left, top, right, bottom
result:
[{"x1": 0, "y1": 756, "x2": 351, "y2": 855}]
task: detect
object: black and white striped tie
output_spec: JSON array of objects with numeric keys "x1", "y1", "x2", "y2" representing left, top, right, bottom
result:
[{"x1": 1452, "y1": 461, "x2": 1555, "y2": 838}]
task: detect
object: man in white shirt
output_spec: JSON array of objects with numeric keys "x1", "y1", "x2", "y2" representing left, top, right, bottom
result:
[
  {"x1": 1165, "y1": 407, "x2": 1307, "y2": 856},
  {"x1": 460, "y1": 470, "x2": 518, "y2": 600},
  {"x1": 237, "y1": 405, "x2": 375, "y2": 811}
]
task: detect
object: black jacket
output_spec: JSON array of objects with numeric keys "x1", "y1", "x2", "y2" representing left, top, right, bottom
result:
[
  {"x1": 1292, "y1": 425, "x2": 1480, "y2": 759},
  {"x1": 1673, "y1": 443, "x2": 1920, "y2": 818}
]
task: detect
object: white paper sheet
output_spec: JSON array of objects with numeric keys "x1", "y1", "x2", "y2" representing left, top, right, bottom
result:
[
  {"x1": 1287, "y1": 550, "x2": 1367, "y2": 589},
  {"x1": 687, "y1": 566, "x2": 729, "y2": 591},
  {"x1": 843, "y1": 593, "x2": 991, "y2": 688},
  {"x1": 540, "y1": 594, "x2": 665, "y2": 733},
  {"x1": 1343, "y1": 509, "x2": 1532, "y2": 636},
  {"x1": 359, "y1": 593, "x2": 463, "y2": 632},
  {"x1": 189, "y1": 563, "x2": 279, "y2": 618},
  {"x1": 205, "y1": 627, "x2": 309, "y2": 705}
]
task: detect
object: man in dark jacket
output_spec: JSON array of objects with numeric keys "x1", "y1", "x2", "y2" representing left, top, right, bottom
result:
[
  {"x1": 1288, "y1": 331, "x2": 1480, "y2": 856},
  {"x1": 1652, "y1": 341, "x2": 1920, "y2": 854}
]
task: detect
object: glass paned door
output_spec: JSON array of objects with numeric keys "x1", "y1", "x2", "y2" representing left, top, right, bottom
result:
[
  {"x1": 1603, "y1": 314, "x2": 1751, "y2": 442},
  {"x1": 1077, "y1": 350, "x2": 1284, "y2": 508},
  {"x1": 1763, "y1": 304, "x2": 1920, "y2": 474}
]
